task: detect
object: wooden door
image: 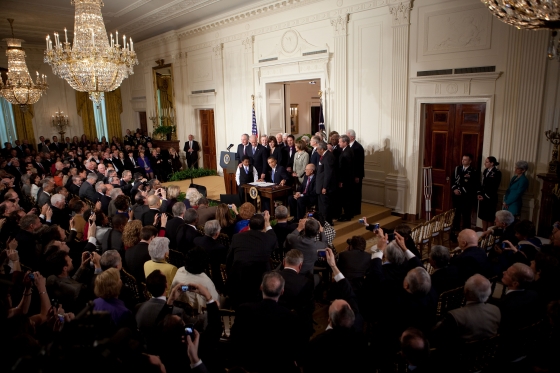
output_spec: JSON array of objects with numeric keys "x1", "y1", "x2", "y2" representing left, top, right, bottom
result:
[
  {"x1": 266, "y1": 83, "x2": 285, "y2": 135},
  {"x1": 423, "y1": 103, "x2": 485, "y2": 218},
  {"x1": 200, "y1": 109, "x2": 217, "y2": 170},
  {"x1": 139, "y1": 112, "x2": 147, "y2": 135}
]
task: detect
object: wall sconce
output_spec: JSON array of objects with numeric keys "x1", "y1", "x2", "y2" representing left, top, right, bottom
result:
[{"x1": 52, "y1": 110, "x2": 69, "y2": 137}]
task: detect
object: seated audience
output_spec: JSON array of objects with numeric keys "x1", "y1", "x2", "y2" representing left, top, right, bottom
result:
[
  {"x1": 429, "y1": 245, "x2": 461, "y2": 295},
  {"x1": 93, "y1": 267, "x2": 134, "y2": 329}
]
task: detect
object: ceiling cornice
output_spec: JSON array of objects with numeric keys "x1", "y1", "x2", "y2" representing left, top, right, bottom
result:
[{"x1": 137, "y1": 0, "x2": 395, "y2": 53}]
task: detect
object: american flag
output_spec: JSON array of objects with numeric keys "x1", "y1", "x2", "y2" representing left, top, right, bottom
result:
[
  {"x1": 318, "y1": 101, "x2": 325, "y2": 131},
  {"x1": 251, "y1": 106, "x2": 258, "y2": 136}
]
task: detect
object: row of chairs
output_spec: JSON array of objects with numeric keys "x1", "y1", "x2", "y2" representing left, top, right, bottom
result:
[{"x1": 410, "y1": 209, "x2": 456, "y2": 259}]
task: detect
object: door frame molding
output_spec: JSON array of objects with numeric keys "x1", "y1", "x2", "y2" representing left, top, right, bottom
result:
[
  {"x1": 409, "y1": 72, "x2": 502, "y2": 216},
  {"x1": 188, "y1": 93, "x2": 217, "y2": 171}
]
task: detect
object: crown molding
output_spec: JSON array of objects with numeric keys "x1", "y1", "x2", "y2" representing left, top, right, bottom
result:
[{"x1": 137, "y1": 0, "x2": 396, "y2": 53}]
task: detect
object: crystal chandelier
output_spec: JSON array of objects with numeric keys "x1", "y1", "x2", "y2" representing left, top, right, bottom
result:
[
  {"x1": 44, "y1": 0, "x2": 138, "y2": 103},
  {"x1": 481, "y1": 0, "x2": 560, "y2": 30},
  {"x1": 0, "y1": 19, "x2": 48, "y2": 112}
]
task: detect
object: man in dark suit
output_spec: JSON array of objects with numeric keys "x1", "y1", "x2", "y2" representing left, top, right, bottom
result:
[
  {"x1": 14, "y1": 140, "x2": 25, "y2": 158},
  {"x1": 347, "y1": 129, "x2": 365, "y2": 215},
  {"x1": 498, "y1": 262, "x2": 539, "y2": 333},
  {"x1": 282, "y1": 134, "x2": 296, "y2": 171},
  {"x1": 68, "y1": 175, "x2": 82, "y2": 196},
  {"x1": 284, "y1": 218, "x2": 327, "y2": 276},
  {"x1": 175, "y1": 208, "x2": 203, "y2": 254},
  {"x1": 337, "y1": 135, "x2": 355, "y2": 221},
  {"x1": 309, "y1": 136, "x2": 321, "y2": 168},
  {"x1": 272, "y1": 206, "x2": 297, "y2": 250},
  {"x1": 33, "y1": 155, "x2": 48, "y2": 177},
  {"x1": 49, "y1": 193, "x2": 71, "y2": 230},
  {"x1": 451, "y1": 229, "x2": 492, "y2": 281},
  {"x1": 315, "y1": 142, "x2": 336, "y2": 225},
  {"x1": 124, "y1": 150, "x2": 143, "y2": 175},
  {"x1": 226, "y1": 213, "x2": 278, "y2": 306},
  {"x1": 451, "y1": 153, "x2": 477, "y2": 232},
  {"x1": 261, "y1": 156, "x2": 290, "y2": 212},
  {"x1": 165, "y1": 203, "x2": 186, "y2": 250},
  {"x1": 230, "y1": 271, "x2": 306, "y2": 373},
  {"x1": 288, "y1": 163, "x2": 317, "y2": 221},
  {"x1": 279, "y1": 249, "x2": 314, "y2": 320},
  {"x1": 183, "y1": 134, "x2": 200, "y2": 169},
  {"x1": 79, "y1": 173, "x2": 99, "y2": 202},
  {"x1": 37, "y1": 136, "x2": 48, "y2": 153},
  {"x1": 429, "y1": 245, "x2": 462, "y2": 295},
  {"x1": 337, "y1": 236, "x2": 373, "y2": 282},
  {"x1": 193, "y1": 220, "x2": 227, "y2": 291},
  {"x1": 37, "y1": 179, "x2": 55, "y2": 208},
  {"x1": 235, "y1": 133, "x2": 250, "y2": 165},
  {"x1": 141, "y1": 195, "x2": 165, "y2": 227},
  {"x1": 136, "y1": 270, "x2": 184, "y2": 338},
  {"x1": 249, "y1": 135, "x2": 268, "y2": 180},
  {"x1": 124, "y1": 225, "x2": 158, "y2": 283},
  {"x1": 236, "y1": 156, "x2": 259, "y2": 202},
  {"x1": 119, "y1": 170, "x2": 133, "y2": 196},
  {"x1": 95, "y1": 181, "x2": 111, "y2": 215},
  {"x1": 49, "y1": 135, "x2": 63, "y2": 154}
]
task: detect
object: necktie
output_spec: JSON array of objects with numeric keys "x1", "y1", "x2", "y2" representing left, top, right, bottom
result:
[
  {"x1": 245, "y1": 167, "x2": 248, "y2": 174},
  {"x1": 244, "y1": 145, "x2": 246, "y2": 155},
  {"x1": 253, "y1": 147, "x2": 256, "y2": 155},
  {"x1": 303, "y1": 176, "x2": 311, "y2": 194},
  {"x1": 289, "y1": 147, "x2": 292, "y2": 157},
  {"x1": 272, "y1": 168, "x2": 275, "y2": 182},
  {"x1": 190, "y1": 141, "x2": 192, "y2": 149}
]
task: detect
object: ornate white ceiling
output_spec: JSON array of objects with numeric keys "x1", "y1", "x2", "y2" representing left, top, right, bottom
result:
[{"x1": 0, "y1": 0, "x2": 260, "y2": 47}]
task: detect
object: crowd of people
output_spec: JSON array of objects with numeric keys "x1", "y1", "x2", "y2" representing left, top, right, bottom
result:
[
  {"x1": 234, "y1": 131, "x2": 365, "y2": 225},
  {"x1": 0, "y1": 128, "x2": 559, "y2": 373}
]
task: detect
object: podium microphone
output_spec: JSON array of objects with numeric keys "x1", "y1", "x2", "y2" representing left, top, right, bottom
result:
[{"x1": 226, "y1": 144, "x2": 234, "y2": 151}]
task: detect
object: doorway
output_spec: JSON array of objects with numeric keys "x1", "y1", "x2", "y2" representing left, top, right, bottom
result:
[
  {"x1": 423, "y1": 103, "x2": 486, "y2": 218},
  {"x1": 265, "y1": 79, "x2": 321, "y2": 137},
  {"x1": 199, "y1": 109, "x2": 217, "y2": 170}
]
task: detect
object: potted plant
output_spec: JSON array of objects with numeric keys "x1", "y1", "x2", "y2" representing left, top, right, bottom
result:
[{"x1": 153, "y1": 125, "x2": 175, "y2": 140}]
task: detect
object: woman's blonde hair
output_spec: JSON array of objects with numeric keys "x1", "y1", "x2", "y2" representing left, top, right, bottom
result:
[
  {"x1": 167, "y1": 185, "x2": 181, "y2": 199},
  {"x1": 122, "y1": 220, "x2": 142, "y2": 247},
  {"x1": 94, "y1": 268, "x2": 121, "y2": 298}
]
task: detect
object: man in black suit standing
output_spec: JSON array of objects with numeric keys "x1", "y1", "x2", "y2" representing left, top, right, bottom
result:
[
  {"x1": 184, "y1": 134, "x2": 200, "y2": 169},
  {"x1": 451, "y1": 153, "x2": 477, "y2": 233},
  {"x1": 249, "y1": 135, "x2": 268, "y2": 180},
  {"x1": 288, "y1": 163, "x2": 317, "y2": 222},
  {"x1": 79, "y1": 173, "x2": 99, "y2": 202},
  {"x1": 50, "y1": 135, "x2": 63, "y2": 154},
  {"x1": 226, "y1": 213, "x2": 278, "y2": 306},
  {"x1": 315, "y1": 142, "x2": 336, "y2": 225},
  {"x1": 272, "y1": 206, "x2": 297, "y2": 250},
  {"x1": 37, "y1": 136, "x2": 48, "y2": 153},
  {"x1": 165, "y1": 202, "x2": 186, "y2": 250},
  {"x1": 429, "y1": 245, "x2": 461, "y2": 295},
  {"x1": 347, "y1": 129, "x2": 365, "y2": 215},
  {"x1": 337, "y1": 135, "x2": 355, "y2": 221},
  {"x1": 235, "y1": 133, "x2": 250, "y2": 165},
  {"x1": 14, "y1": 140, "x2": 25, "y2": 158},
  {"x1": 230, "y1": 271, "x2": 305, "y2": 373},
  {"x1": 279, "y1": 249, "x2": 314, "y2": 322},
  {"x1": 284, "y1": 218, "x2": 327, "y2": 276},
  {"x1": 282, "y1": 134, "x2": 296, "y2": 171},
  {"x1": 95, "y1": 181, "x2": 111, "y2": 215},
  {"x1": 193, "y1": 220, "x2": 227, "y2": 292}
]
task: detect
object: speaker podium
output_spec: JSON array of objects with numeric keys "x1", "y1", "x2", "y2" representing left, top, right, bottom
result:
[{"x1": 220, "y1": 151, "x2": 238, "y2": 195}]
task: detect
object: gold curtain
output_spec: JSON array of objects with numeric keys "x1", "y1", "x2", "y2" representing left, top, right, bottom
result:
[
  {"x1": 12, "y1": 104, "x2": 36, "y2": 145},
  {"x1": 76, "y1": 91, "x2": 97, "y2": 141},
  {"x1": 105, "y1": 88, "x2": 123, "y2": 141}
]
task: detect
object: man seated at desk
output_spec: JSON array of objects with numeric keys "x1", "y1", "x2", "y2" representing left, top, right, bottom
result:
[
  {"x1": 237, "y1": 155, "x2": 259, "y2": 202},
  {"x1": 261, "y1": 156, "x2": 290, "y2": 212},
  {"x1": 288, "y1": 163, "x2": 317, "y2": 222}
]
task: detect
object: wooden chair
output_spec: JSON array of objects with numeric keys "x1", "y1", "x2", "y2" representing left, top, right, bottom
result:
[
  {"x1": 429, "y1": 214, "x2": 444, "y2": 246},
  {"x1": 219, "y1": 308, "x2": 236, "y2": 343},
  {"x1": 436, "y1": 285, "x2": 465, "y2": 318},
  {"x1": 422, "y1": 258, "x2": 435, "y2": 275},
  {"x1": 411, "y1": 224, "x2": 422, "y2": 247},
  {"x1": 417, "y1": 222, "x2": 433, "y2": 259},
  {"x1": 441, "y1": 209, "x2": 455, "y2": 246}
]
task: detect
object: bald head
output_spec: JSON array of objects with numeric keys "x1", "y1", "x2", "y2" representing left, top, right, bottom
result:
[
  {"x1": 147, "y1": 195, "x2": 160, "y2": 208},
  {"x1": 458, "y1": 229, "x2": 478, "y2": 250},
  {"x1": 328, "y1": 299, "x2": 355, "y2": 328}
]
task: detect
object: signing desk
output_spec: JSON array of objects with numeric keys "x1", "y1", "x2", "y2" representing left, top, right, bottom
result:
[{"x1": 241, "y1": 184, "x2": 292, "y2": 217}]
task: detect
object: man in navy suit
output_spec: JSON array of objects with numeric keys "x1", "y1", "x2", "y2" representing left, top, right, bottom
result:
[
  {"x1": 183, "y1": 134, "x2": 200, "y2": 169},
  {"x1": 288, "y1": 163, "x2": 317, "y2": 221},
  {"x1": 249, "y1": 135, "x2": 268, "y2": 180},
  {"x1": 347, "y1": 129, "x2": 365, "y2": 215},
  {"x1": 262, "y1": 156, "x2": 289, "y2": 212},
  {"x1": 315, "y1": 142, "x2": 336, "y2": 225},
  {"x1": 282, "y1": 134, "x2": 296, "y2": 172},
  {"x1": 309, "y1": 135, "x2": 321, "y2": 168},
  {"x1": 235, "y1": 133, "x2": 250, "y2": 166},
  {"x1": 337, "y1": 135, "x2": 355, "y2": 221}
]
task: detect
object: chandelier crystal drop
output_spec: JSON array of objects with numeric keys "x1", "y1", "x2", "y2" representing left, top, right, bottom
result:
[
  {"x1": 480, "y1": 0, "x2": 560, "y2": 30},
  {"x1": 0, "y1": 19, "x2": 48, "y2": 112},
  {"x1": 44, "y1": 0, "x2": 138, "y2": 103}
]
